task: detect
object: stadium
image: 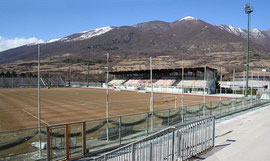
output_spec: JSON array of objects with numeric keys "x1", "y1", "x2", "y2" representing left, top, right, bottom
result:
[
  {"x1": 1, "y1": 1, "x2": 270, "y2": 161},
  {"x1": 1, "y1": 58, "x2": 269, "y2": 161}
]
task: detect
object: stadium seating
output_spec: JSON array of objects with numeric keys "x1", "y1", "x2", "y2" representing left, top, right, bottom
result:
[
  {"x1": 108, "y1": 79, "x2": 211, "y2": 88},
  {"x1": 124, "y1": 79, "x2": 147, "y2": 86},
  {"x1": 154, "y1": 79, "x2": 176, "y2": 86},
  {"x1": 122, "y1": 79, "x2": 175, "y2": 86},
  {"x1": 177, "y1": 80, "x2": 209, "y2": 88},
  {"x1": 109, "y1": 79, "x2": 126, "y2": 86}
]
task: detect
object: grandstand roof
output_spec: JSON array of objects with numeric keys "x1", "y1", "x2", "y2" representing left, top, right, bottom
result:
[{"x1": 110, "y1": 66, "x2": 217, "y2": 75}]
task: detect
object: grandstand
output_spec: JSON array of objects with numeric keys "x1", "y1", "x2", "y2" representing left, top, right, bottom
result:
[
  {"x1": 0, "y1": 77, "x2": 66, "y2": 88},
  {"x1": 219, "y1": 71, "x2": 270, "y2": 93},
  {"x1": 109, "y1": 66, "x2": 217, "y2": 94},
  {"x1": 235, "y1": 72, "x2": 270, "y2": 81}
]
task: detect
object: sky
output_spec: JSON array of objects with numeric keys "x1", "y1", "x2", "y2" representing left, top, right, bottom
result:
[{"x1": 0, "y1": 0, "x2": 269, "y2": 51}]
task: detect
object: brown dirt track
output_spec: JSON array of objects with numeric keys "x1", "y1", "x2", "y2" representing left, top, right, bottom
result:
[{"x1": 0, "y1": 88, "x2": 225, "y2": 131}]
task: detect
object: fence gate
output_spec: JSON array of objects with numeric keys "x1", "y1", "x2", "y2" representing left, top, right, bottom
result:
[{"x1": 47, "y1": 122, "x2": 86, "y2": 161}]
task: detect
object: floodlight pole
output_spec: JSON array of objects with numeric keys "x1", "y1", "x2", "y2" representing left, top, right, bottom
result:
[
  {"x1": 242, "y1": 71, "x2": 245, "y2": 95},
  {"x1": 245, "y1": 3, "x2": 253, "y2": 97},
  {"x1": 37, "y1": 44, "x2": 42, "y2": 157},
  {"x1": 181, "y1": 62, "x2": 184, "y2": 123},
  {"x1": 203, "y1": 65, "x2": 206, "y2": 116},
  {"x1": 220, "y1": 67, "x2": 222, "y2": 100},
  {"x1": 233, "y1": 69, "x2": 235, "y2": 94},
  {"x1": 204, "y1": 66, "x2": 206, "y2": 104},
  {"x1": 106, "y1": 53, "x2": 109, "y2": 141},
  {"x1": 150, "y1": 57, "x2": 154, "y2": 131},
  {"x1": 251, "y1": 71, "x2": 253, "y2": 97},
  {"x1": 87, "y1": 46, "x2": 91, "y2": 87}
]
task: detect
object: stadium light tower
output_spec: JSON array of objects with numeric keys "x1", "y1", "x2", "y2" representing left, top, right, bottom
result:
[
  {"x1": 244, "y1": 3, "x2": 253, "y2": 97},
  {"x1": 37, "y1": 44, "x2": 42, "y2": 157},
  {"x1": 87, "y1": 46, "x2": 91, "y2": 87},
  {"x1": 106, "y1": 53, "x2": 110, "y2": 141}
]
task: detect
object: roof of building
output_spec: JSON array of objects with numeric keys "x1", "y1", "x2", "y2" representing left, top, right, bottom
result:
[{"x1": 110, "y1": 66, "x2": 217, "y2": 75}]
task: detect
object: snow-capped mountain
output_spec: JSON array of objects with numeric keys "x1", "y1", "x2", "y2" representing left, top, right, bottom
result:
[
  {"x1": 39, "y1": 26, "x2": 114, "y2": 45},
  {"x1": 75, "y1": 26, "x2": 113, "y2": 41},
  {"x1": 250, "y1": 28, "x2": 266, "y2": 39},
  {"x1": 218, "y1": 25, "x2": 247, "y2": 38},
  {"x1": 0, "y1": 16, "x2": 269, "y2": 65},
  {"x1": 218, "y1": 25, "x2": 270, "y2": 50},
  {"x1": 218, "y1": 25, "x2": 268, "y2": 40},
  {"x1": 178, "y1": 16, "x2": 199, "y2": 21},
  {"x1": 45, "y1": 38, "x2": 64, "y2": 43}
]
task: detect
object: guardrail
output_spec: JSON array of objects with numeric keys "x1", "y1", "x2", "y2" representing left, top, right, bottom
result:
[{"x1": 93, "y1": 116, "x2": 215, "y2": 161}]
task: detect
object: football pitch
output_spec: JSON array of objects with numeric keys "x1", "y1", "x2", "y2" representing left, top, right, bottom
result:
[{"x1": 0, "y1": 88, "x2": 226, "y2": 131}]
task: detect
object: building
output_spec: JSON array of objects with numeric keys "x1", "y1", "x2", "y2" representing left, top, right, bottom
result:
[{"x1": 109, "y1": 66, "x2": 217, "y2": 94}]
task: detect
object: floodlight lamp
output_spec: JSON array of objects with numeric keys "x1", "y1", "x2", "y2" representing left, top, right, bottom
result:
[{"x1": 244, "y1": 3, "x2": 253, "y2": 14}]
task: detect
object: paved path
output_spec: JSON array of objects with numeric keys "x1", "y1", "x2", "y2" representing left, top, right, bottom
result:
[{"x1": 204, "y1": 104, "x2": 270, "y2": 161}]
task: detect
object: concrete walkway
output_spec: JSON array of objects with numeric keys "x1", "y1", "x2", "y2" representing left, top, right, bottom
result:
[{"x1": 204, "y1": 104, "x2": 270, "y2": 161}]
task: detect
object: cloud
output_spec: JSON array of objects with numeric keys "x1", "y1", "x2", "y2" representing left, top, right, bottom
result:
[{"x1": 0, "y1": 36, "x2": 43, "y2": 52}]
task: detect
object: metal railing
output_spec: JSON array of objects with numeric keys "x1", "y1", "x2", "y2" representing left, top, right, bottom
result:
[{"x1": 93, "y1": 116, "x2": 215, "y2": 161}]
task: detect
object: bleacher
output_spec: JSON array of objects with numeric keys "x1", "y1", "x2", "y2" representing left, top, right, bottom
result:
[
  {"x1": 108, "y1": 79, "x2": 126, "y2": 86},
  {"x1": 107, "y1": 78, "x2": 216, "y2": 94},
  {"x1": 43, "y1": 77, "x2": 66, "y2": 87},
  {"x1": 0, "y1": 77, "x2": 66, "y2": 88},
  {"x1": 122, "y1": 79, "x2": 176, "y2": 86},
  {"x1": 177, "y1": 80, "x2": 209, "y2": 88},
  {"x1": 109, "y1": 66, "x2": 217, "y2": 94},
  {"x1": 124, "y1": 79, "x2": 149, "y2": 86},
  {"x1": 154, "y1": 79, "x2": 176, "y2": 86}
]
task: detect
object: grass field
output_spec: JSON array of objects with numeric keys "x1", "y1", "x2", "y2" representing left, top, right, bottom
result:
[{"x1": 0, "y1": 88, "x2": 226, "y2": 131}]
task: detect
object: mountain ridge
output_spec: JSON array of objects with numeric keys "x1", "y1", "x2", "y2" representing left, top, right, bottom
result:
[{"x1": 0, "y1": 16, "x2": 269, "y2": 80}]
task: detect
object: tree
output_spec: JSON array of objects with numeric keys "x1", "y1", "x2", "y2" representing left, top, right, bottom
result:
[
  {"x1": 0, "y1": 71, "x2": 4, "y2": 77},
  {"x1": 20, "y1": 73, "x2": 26, "y2": 78},
  {"x1": 26, "y1": 72, "x2": 33, "y2": 78},
  {"x1": 5, "y1": 71, "x2": 11, "y2": 77},
  {"x1": 11, "y1": 71, "x2": 17, "y2": 77}
]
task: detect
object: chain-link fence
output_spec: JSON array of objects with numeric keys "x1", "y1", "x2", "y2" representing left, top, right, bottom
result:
[{"x1": 0, "y1": 96, "x2": 269, "y2": 160}]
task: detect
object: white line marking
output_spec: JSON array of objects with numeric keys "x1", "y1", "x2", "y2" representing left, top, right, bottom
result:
[{"x1": 21, "y1": 108, "x2": 50, "y2": 125}]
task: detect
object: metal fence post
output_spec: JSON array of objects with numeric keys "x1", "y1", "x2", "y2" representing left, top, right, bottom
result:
[
  {"x1": 242, "y1": 97, "x2": 244, "y2": 109},
  {"x1": 65, "y1": 125, "x2": 70, "y2": 160},
  {"x1": 151, "y1": 112, "x2": 154, "y2": 131},
  {"x1": 219, "y1": 101, "x2": 222, "y2": 117},
  {"x1": 182, "y1": 106, "x2": 185, "y2": 123},
  {"x1": 178, "y1": 132, "x2": 182, "y2": 159},
  {"x1": 251, "y1": 95, "x2": 253, "y2": 106},
  {"x1": 146, "y1": 112, "x2": 149, "y2": 136},
  {"x1": 172, "y1": 130, "x2": 175, "y2": 161},
  {"x1": 232, "y1": 99, "x2": 234, "y2": 112},
  {"x1": 198, "y1": 104, "x2": 201, "y2": 118},
  {"x1": 168, "y1": 109, "x2": 171, "y2": 126},
  {"x1": 210, "y1": 102, "x2": 212, "y2": 115},
  {"x1": 212, "y1": 117, "x2": 215, "y2": 147},
  {"x1": 119, "y1": 116, "x2": 122, "y2": 145},
  {"x1": 227, "y1": 100, "x2": 230, "y2": 113},
  {"x1": 132, "y1": 144, "x2": 135, "y2": 161},
  {"x1": 203, "y1": 104, "x2": 205, "y2": 117},
  {"x1": 82, "y1": 121, "x2": 86, "y2": 155},
  {"x1": 46, "y1": 126, "x2": 50, "y2": 161},
  {"x1": 150, "y1": 142, "x2": 153, "y2": 161}
]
